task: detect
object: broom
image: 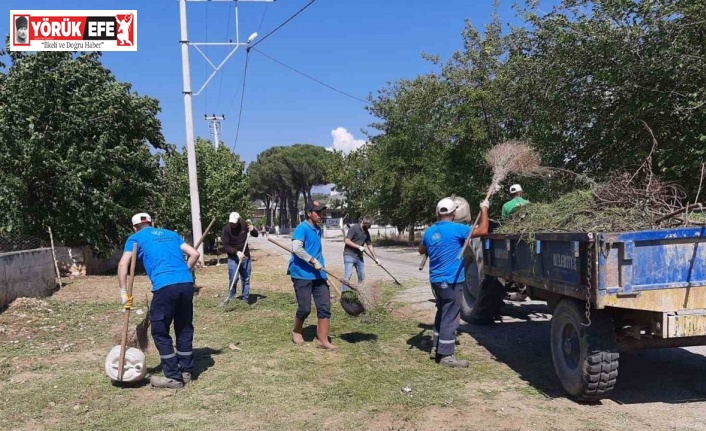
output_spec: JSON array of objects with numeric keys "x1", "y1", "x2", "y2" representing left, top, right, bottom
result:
[
  {"x1": 418, "y1": 141, "x2": 541, "y2": 269},
  {"x1": 268, "y1": 238, "x2": 380, "y2": 315}
]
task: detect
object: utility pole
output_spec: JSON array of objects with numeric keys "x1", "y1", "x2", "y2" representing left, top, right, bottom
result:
[
  {"x1": 204, "y1": 114, "x2": 225, "y2": 148},
  {"x1": 178, "y1": 0, "x2": 274, "y2": 264}
]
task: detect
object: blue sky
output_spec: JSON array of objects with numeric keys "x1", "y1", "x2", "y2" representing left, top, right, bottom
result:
[{"x1": 2, "y1": 0, "x2": 556, "y2": 164}]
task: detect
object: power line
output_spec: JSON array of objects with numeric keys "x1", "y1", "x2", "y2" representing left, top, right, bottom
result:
[
  {"x1": 250, "y1": 0, "x2": 316, "y2": 50},
  {"x1": 252, "y1": 48, "x2": 371, "y2": 105},
  {"x1": 233, "y1": 49, "x2": 251, "y2": 150},
  {"x1": 257, "y1": 3, "x2": 269, "y2": 34}
]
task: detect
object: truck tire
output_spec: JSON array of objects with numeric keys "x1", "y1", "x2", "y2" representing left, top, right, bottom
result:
[
  {"x1": 460, "y1": 238, "x2": 505, "y2": 323},
  {"x1": 550, "y1": 298, "x2": 619, "y2": 401}
]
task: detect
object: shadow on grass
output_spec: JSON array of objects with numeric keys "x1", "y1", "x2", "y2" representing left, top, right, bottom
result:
[
  {"x1": 146, "y1": 347, "x2": 223, "y2": 381},
  {"x1": 247, "y1": 294, "x2": 267, "y2": 304},
  {"x1": 406, "y1": 323, "x2": 434, "y2": 354},
  {"x1": 339, "y1": 332, "x2": 378, "y2": 343},
  {"x1": 302, "y1": 325, "x2": 317, "y2": 342}
]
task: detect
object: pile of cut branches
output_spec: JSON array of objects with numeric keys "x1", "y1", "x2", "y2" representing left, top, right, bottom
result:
[{"x1": 496, "y1": 169, "x2": 705, "y2": 235}]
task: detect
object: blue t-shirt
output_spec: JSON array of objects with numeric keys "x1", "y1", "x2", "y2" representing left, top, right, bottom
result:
[
  {"x1": 422, "y1": 221, "x2": 471, "y2": 284},
  {"x1": 123, "y1": 227, "x2": 193, "y2": 291},
  {"x1": 288, "y1": 221, "x2": 327, "y2": 280}
]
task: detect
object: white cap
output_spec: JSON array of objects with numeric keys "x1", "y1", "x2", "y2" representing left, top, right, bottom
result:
[
  {"x1": 228, "y1": 212, "x2": 241, "y2": 223},
  {"x1": 131, "y1": 212, "x2": 152, "y2": 226},
  {"x1": 436, "y1": 197, "x2": 458, "y2": 215},
  {"x1": 509, "y1": 184, "x2": 523, "y2": 194}
]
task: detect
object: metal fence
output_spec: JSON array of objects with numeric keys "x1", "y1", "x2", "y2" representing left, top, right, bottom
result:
[{"x1": 0, "y1": 233, "x2": 49, "y2": 253}]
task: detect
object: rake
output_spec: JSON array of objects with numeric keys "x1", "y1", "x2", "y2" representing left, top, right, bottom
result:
[{"x1": 219, "y1": 232, "x2": 251, "y2": 307}]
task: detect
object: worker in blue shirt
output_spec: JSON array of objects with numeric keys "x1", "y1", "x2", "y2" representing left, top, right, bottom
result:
[
  {"x1": 419, "y1": 197, "x2": 490, "y2": 368},
  {"x1": 117, "y1": 212, "x2": 200, "y2": 389},
  {"x1": 288, "y1": 200, "x2": 336, "y2": 349}
]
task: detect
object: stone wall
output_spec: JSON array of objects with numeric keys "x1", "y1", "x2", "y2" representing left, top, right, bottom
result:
[{"x1": 0, "y1": 248, "x2": 56, "y2": 308}]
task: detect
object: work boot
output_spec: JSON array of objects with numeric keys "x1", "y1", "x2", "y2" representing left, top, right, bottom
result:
[
  {"x1": 316, "y1": 318, "x2": 336, "y2": 350},
  {"x1": 291, "y1": 317, "x2": 305, "y2": 345},
  {"x1": 182, "y1": 372, "x2": 192, "y2": 384},
  {"x1": 150, "y1": 376, "x2": 184, "y2": 389},
  {"x1": 438, "y1": 355, "x2": 469, "y2": 368}
]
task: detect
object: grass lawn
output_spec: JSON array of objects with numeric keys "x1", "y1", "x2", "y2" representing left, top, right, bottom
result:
[{"x1": 0, "y1": 248, "x2": 591, "y2": 431}]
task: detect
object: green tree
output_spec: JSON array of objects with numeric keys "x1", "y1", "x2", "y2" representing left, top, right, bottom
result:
[
  {"x1": 156, "y1": 138, "x2": 249, "y2": 240},
  {"x1": 500, "y1": 0, "x2": 706, "y2": 197},
  {"x1": 0, "y1": 49, "x2": 166, "y2": 255},
  {"x1": 249, "y1": 144, "x2": 333, "y2": 228}
]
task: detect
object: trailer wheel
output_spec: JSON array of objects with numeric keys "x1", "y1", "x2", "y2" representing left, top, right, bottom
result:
[
  {"x1": 550, "y1": 299, "x2": 619, "y2": 401},
  {"x1": 460, "y1": 238, "x2": 505, "y2": 324}
]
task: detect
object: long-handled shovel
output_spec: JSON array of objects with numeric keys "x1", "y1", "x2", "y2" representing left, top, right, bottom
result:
[
  {"x1": 363, "y1": 249, "x2": 402, "y2": 286},
  {"x1": 219, "y1": 233, "x2": 251, "y2": 307},
  {"x1": 117, "y1": 242, "x2": 138, "y2": 382},
  {"x1": 268, "y1": 238, "x2": 372, "y2": 316},
  {"x1": 267, "y1": 238, "x2": 358, "y2": 291}
]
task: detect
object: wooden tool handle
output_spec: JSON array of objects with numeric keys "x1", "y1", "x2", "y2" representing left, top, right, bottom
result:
[
  {"x1": 456, "y1": 186, "x2": 494, "y2": 260},
  {"x1": 267, "y1": 237, "x2": 355, "y2": 290},
  {"x1": 194, "y1": 217, "x2": 217, "y2": 250},
  {"x1": 118, "y1": 242, "x2": 138, "y2": 381},
  {"x1": 418, "y1": 254, "x2": 428, "y2": 271}
]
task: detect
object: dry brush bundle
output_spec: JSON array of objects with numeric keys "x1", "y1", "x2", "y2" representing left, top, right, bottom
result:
[{"x1": 485, "y1": 140, "x2": 542, "y2": 191}]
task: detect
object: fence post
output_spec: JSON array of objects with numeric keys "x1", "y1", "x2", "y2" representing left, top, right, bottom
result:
[{"x1": 47, "y1": 226, "x2": 62, "y2": 286}]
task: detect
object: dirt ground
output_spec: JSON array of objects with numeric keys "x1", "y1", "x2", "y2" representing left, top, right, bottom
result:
[{"x1": 2, "y1": 237, "x2": 706, "y2": 430}]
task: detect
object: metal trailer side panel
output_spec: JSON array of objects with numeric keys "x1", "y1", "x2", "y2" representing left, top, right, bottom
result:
[
  {"x1": 595, "y1": 226, "x2": 706, "y2": 312},
  {"x1": 483, "y1": 233, "x2": 593, "y2": 303}
]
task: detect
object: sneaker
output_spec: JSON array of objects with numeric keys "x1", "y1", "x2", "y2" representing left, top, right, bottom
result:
[
  {"x1": 182, "y1": 372, "x2": 192, "y2": 384},
  {"x1": 438, "y1": 355, "x2": 469, "y2": 368},
  {"x1": 150, "y1": 376, "x2": 184, "y2": 389},
  {"x1": 429, "y1": 346, "x2": 436, "y2": 360}
]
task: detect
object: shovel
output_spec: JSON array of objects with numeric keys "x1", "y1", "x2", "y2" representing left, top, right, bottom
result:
[
  {"x1": 267, "y1": 238, "x2": 370, "y2": 316},
  {"x1": 267, "y1": 238, "x2": 358, "y2": 291}
]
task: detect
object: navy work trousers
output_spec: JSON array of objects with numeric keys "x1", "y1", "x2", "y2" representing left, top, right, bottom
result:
[
  {"x1": 431, "y1": 281, "x2": 463, "y2": 357},
  {"x1": 292, "y1": 278, "x2": 331, "y2": 320},
  {"x1": 150, "y1": 282, "x2": 195, "y2": 381}
]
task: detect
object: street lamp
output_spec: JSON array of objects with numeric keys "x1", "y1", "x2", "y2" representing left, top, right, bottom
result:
[{"x1": 246, "y1": 32, "x2": 258, "y2": 44}]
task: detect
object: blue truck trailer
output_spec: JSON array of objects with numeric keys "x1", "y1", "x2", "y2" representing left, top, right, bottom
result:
[{"x1": 461, "y1": 226, "x2": 706, "y2": 401}]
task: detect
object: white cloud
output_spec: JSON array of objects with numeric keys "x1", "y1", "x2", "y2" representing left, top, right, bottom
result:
[{"x1": 328, "y1": 127, "x2": 367, "y2": 154}]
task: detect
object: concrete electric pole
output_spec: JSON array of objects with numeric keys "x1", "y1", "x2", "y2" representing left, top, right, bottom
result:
[
  {"x1": 178, "y1": 0, "x2": 274, "y2": 263},
  {"x1": 204, "y1": 114, "x2": 225, "y2": 148}
]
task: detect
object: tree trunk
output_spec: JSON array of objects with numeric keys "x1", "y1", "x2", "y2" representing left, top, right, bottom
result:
[
  {"x1": 279, "y1": 193, "x2": 287, "y2": 229},
  {"x1": 265, "y1": 196, "x2": 272, "y2": 226},
  {"x1": 289, "y1": 190, "x2": 300, "y2": 227},
  {"x1": 408, "y1": 224, "x2": 415, "y2": 244}
]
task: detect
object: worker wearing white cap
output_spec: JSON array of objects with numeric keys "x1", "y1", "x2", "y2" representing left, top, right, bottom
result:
[
  {"x1": 502, "y1": 184, "x2": 530, "y2": 219},
  {"x1": 419, "y1": 197, "x2": 490, "y2": 368},
  {"x1": 117, "y1": 212, "x2": 200, "y2": 389},
  {"x1": 220, "y1": 211, "x2": 259, "y2": 304}
]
